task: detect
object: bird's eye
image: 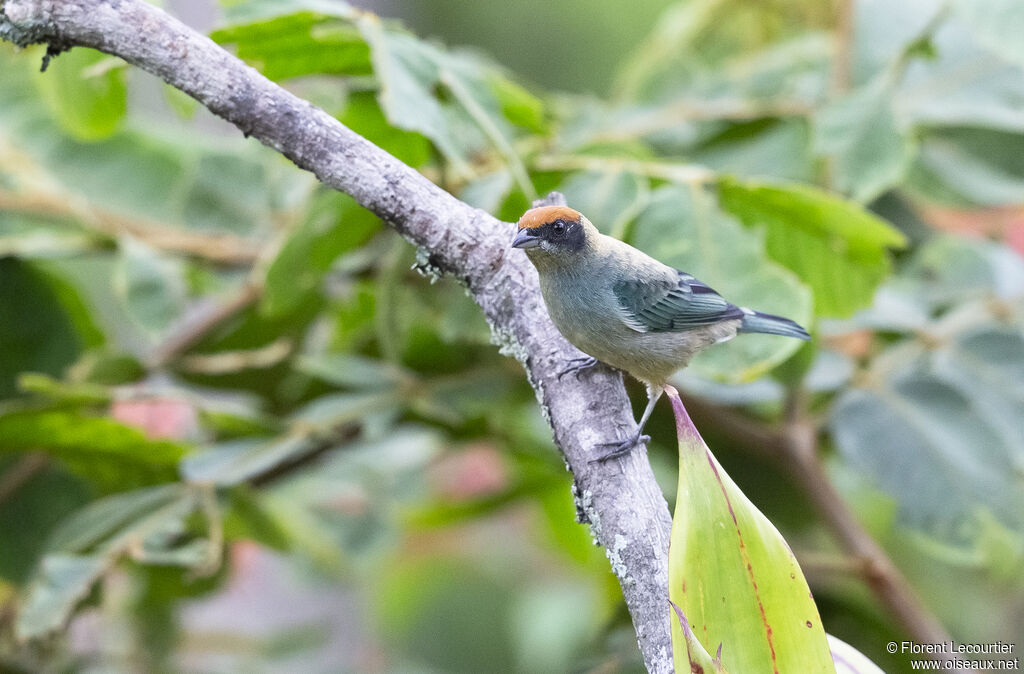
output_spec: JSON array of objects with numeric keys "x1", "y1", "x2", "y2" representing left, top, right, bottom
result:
[{"x1": 551, "y1": 220, "x2": 566, "y2": 237}]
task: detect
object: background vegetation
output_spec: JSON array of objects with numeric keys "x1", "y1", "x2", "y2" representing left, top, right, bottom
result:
[{"x1": 1, "y1": 0, "x2": 1022, "y2": 671}]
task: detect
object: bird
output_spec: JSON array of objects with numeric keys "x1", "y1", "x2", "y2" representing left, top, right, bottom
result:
[{"x1": 511, "y1": 205, "x2": 810, "y2": 461}]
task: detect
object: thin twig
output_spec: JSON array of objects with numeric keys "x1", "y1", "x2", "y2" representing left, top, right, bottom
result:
[
  {"x1": 794, "y1": 551, "x2": 873, "y2": 578},
  {"x1": 832, "y1": 0, "x2": 855, "y2": 95},
  {"x1": 0, "y1": 453, "x2": 49, "y2": 504},
  {"x1": 781, "y1": 389, "x2": 965, "y2": 671},
  {"x1": 148, "y1": 282, "x2": 264, "y2": 369},
  {"x1": 0, "y1": 189, "x2": 260, "y2": 265}
]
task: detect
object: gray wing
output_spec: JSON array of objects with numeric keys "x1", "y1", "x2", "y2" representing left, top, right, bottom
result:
[{"x1": 613, "y1": 271, "x2": 744, "y2": 333}]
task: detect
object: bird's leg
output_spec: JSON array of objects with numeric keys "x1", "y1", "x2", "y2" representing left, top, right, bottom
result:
[
  {"x1": 592, "y1": 384, "x2": 664, "y2": 462},
  {"x1": 557, "y1": 355, "x2": 599, "y2": 380}
]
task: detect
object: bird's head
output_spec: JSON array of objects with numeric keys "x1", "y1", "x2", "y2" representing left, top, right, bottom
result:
[{"x1": 511, "y1": 206, "x2": 593, "y2": 265}]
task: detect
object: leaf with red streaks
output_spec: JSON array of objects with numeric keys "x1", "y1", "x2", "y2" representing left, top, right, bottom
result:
[{"x1": 667, "y1": 392, "x2": 835, "y2": 673}]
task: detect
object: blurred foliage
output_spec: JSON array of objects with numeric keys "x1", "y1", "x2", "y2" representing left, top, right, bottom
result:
[{"x1": 1, "y1": 0, "x2": 1023, "y2": 671}]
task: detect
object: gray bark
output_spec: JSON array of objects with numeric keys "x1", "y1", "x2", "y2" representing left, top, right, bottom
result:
[{"x1": 0, "y1": 1, "x2": 673, "y2": 670}]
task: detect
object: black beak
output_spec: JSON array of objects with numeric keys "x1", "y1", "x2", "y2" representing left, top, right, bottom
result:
[{"x1": 511, "y1": 228, "x2": 541, "y2": 249}]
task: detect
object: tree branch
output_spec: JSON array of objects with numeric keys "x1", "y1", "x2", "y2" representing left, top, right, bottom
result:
[
  {"x1": 781, "y1": 393, "x2": 963, "y2": 669},
  {"x1": 0, "y1": 1, "x2": 673, "y2": 670}
]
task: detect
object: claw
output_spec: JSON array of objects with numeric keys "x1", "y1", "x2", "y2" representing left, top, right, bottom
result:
[
  {"x1": 557, "y1": 356, "x2": 599, "y2": 380},
  {"x1": 591, "y1": 433, "x2": 650, "y2": 463}
]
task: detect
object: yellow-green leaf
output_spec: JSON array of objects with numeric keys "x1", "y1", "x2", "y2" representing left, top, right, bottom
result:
[
  {"x1": 668, "y1": 393, "x2": 835, "y2": 673},
  {"x1": 33, "y1": 48, "x2": 126, "y2": 141},
  {"x1": 718, "y1": 178, "x2": 907, "y2": 317}
]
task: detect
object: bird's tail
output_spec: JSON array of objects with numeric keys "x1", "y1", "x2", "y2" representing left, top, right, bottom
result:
[{"x1": 737, "y1": 308, "x2": 811, "y2": 340}]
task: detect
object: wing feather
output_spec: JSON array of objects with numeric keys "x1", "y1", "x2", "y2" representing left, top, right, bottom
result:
[{"x1": 613, "y1": 271, "x2": 743, "y2": 333}]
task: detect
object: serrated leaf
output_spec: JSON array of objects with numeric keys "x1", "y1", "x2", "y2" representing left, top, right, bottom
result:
[
  {"x1": 814, "y1": 73, "x2": 915, "y2": 203},
  {"x1": 668, "y1": 393, "x2": 835, "y2": 673},
  {"x1": 631, "y1": 186, "x2": 812, "y2": 382},
  {"x1": 355, "y1": 16, "x2": 533, "y2": 194},
  {"x1": 212, "y1": 10, "x2": 371, "y2": 80},
  {"x1": 717, "y1": 178, "x2": 907, "y2": 316},
  {"x1": 33, "y1": 48, "x2": 126, "y2": 140}
]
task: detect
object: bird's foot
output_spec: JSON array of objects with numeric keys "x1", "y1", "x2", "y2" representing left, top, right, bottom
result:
[
  {"x1": 557, "y1": 356, "x2": 599, "y2": 380},
  {"x1": 591, "y1": 433, "x2": 650, "y2": 463}
]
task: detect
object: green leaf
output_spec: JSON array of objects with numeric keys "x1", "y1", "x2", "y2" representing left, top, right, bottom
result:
[
  {"x1": 296, "y1": 353, "x2": 408, "y2": 390},
  {"x1": 668, "y1": 393, "x2": 835, "y2": 673},
  {"x1": 113, "y1": 237, "x2": 186, "y2": 334},
  {"x1": 717, "y1": 178, "x2": 907, "y2": 316},
  {"x1": 46, "y1": 484, "x2": 190, "y2": 553},
  {"x1": 17, "y1": 484, "x2": 206, "y2": 639},
  {"x1": 212, "y1": 10, "x2": 371, "y2": 80},
  {"x1": 339, "y1": 90, "x2": 432, "y2": 168},
  {"x1": 0, "y1": 408, "x2": 187, "y2": 491},
  {"x1": 631, "y1": 186, "x2": 812, "y2": 382},
  {"x1": 692, "y1": 119, "x2": 815, "y2": 184},
  {"x1": 2, "y1": 55, "x2": 287, "y2": 239},
  {"x1": 910, "y1": 127, "x2": 1024, "y2": 207},
  {"x1": 814, "y1": 73, "x2": 916, "y2": 203},
  {"x1": 950, "y1": 0, "x2": 1024, "y2": 68},
  {"x1": 831, "y1": 370, "x2": 1024, "y2": 542},
  {"x1": 181, "y1": 435, "x2": 318, "y2": 486},
  {"x1": 0, "y1": 462, "x2": 90, "y2": 584},
  {"x1": 15, "y1": 554, "x2": 109, "y2": 639},
  {"x1": 17, "y1": 373, "x2": 110, "y2": 406},
  {"x1": 261, "y1": 191, "x2": 380, "y2": 318},
  {"x1": 0, "y1": 259, "x2": 84, "y2": 397},
  {"x1": 459, "y1": 170, "x2": 514, "y2": 213},
  {"x1": 558, "y1": 170, "x2": 650, "y2": 239},
  {"x1": 219, "y1": 0, "x2": 356, "y2": 26},
  {"x1": 489, "y1": 76, "x2": 547, "y2": 133},
  {"x1": 355, "y1": 16, "x2": 534, "y2": 195},
  {"x1": 884, "y1": 6, "x2": 1024, "y2": 133},
  {"x1": 32, "y1": 49, "x2": 126, "y2": 140},
  {"x1": 289, "y1": 390, "x2": 399, "y2": 429},
  {"x1": 613, "y1": 0, "x2": 731, "y2": 100}
]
